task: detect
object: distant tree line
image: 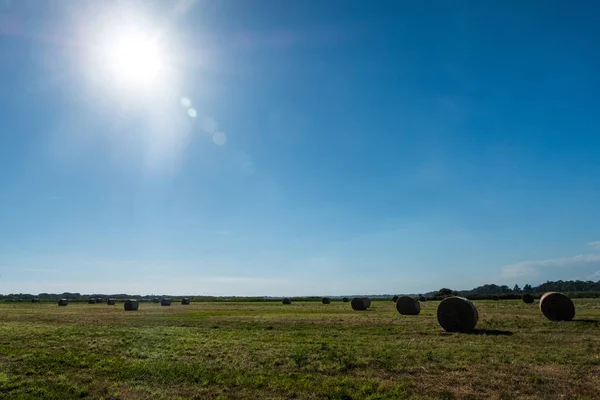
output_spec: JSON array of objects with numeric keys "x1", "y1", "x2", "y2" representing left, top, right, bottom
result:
[
  {"x1": 0, "y1": 293, "x2": 334, "y2": 303},
  {"x1": 4, "y1": 280, "x2": 600, "y2": 302},
  {"x1": 430, "y1": 280, "x2": 600, "y2": 300}
]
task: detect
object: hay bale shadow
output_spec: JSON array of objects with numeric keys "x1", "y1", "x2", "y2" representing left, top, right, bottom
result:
[{"x1": 470, "y1": 329, "x2": 513, "y2": 336}]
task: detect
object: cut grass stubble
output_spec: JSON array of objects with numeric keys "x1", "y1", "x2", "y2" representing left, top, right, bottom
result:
[{"x1": 1, "y1": 299, "x2": 600, "y2": 399}]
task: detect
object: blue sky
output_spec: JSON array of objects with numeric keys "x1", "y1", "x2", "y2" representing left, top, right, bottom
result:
[{"x1": 1, "y1": 0, "x2": 599, "y2": 296}]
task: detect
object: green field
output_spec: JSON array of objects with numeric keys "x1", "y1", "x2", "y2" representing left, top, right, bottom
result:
[{"x1": 1, "y1": 299, "x2": 600, "y2": 399}]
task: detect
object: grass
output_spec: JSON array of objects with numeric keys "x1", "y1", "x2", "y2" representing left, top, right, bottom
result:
[{"x1": 1, "y1": 299, "x2": 600, "y2": 399}]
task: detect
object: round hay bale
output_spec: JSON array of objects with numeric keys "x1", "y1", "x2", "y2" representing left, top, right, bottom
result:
[
  {"x1": 419, "y1": 296, "x2": 426, "y2": 302},
  {"x1": 282, "y1": 298, "x2": 291, "y2": 305},
  {"x1": 321, "y1": 297, "x2": 331, "y2": 304},
  {"x1": 124, "y1": 299, "x2": 139, "y2": 311},
  {"x1": 88, "y1": 298, "x2": 95, "y2": 304},
  {"x1": 107, "y1": 298, "x2": 116, "y2": 305},
  {"x1": 31, "y1": 298, "x2": 40, "y2": 303},
  {"x1": 396, "y1": 296, "x2": 420, "y2": 315},
  {"x1": 351, "y1": 297, "x2": 371, "y2": 311},
  {"x1": 160, "y1": 298, "x2": 172, "y2": 306},
  {"x1": 95, "y1": 297, "x2": 103, "y2": 304},
  {"x1": 392, "y1": 295, "x2": 399, "y2": 302},
  {"x1": 539, "y1": 292, "x2": 575, "y2": 321},
  {"x1": 437, "y1": 296, "x2": 478, "y2": 332},
  {"x1": 492, "y1": 295, "x2": 499, "y2": 301},
  {"x1": 58, "y1": 298, "x2": 68, "y2": 306},
  {"x1": 181, "y1": 298, "x2": 190, "y2": 305},
  {"x1": 152, "y1": 298, "x2": 160, "y2": 303},
  {"x1": 342, "y1": 297, "x2": 349, "y2": 303},
  {"x1": 522, "y1": 293, "x2": 534, "y2": 304}
]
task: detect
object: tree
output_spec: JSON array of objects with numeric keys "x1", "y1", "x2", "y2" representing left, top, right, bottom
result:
[
  {"x1": 437, "y1": 288, "x2": 453, "y2": 297},
  {"x1": 513, "y1": 284, "x2": 521, "y2": 293},
  {"x1": 523, "y1": 284, "x2": 532, "y2": 293}
]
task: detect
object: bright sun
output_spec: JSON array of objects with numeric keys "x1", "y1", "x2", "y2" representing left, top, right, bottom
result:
[
  {"x1": 90, "y1": 20, "x2": 169, "y2": 93},
  {"x1": 83, "y1": 7, "x2": 181, "y2": 104},
  {"x1": 107, "y1": 32, "x2": 163, "y2": 83}
]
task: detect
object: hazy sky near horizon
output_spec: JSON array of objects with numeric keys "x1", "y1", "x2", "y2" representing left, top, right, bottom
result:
[{"x1": 1, "y1": 0, "x2": 600, "y2": 296}]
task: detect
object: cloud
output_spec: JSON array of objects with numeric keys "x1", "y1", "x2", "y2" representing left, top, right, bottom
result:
[
  {"x1": 1, "y1": 276, "x2": 291, "y2": 297},
  {"x1": 145, "y1": 275, "x2": 166, "y2": 280},
  {"x1": 588, "y1": 270, "x2": 600, "y2": 280},
  {"x1": 23, "y1": 268, "x2": 60, "y2": 273},
  {"x1": 0, "y1": 274, "x2": 436, "y2": 297},
  {"x1": 232, "y1": 27, "x2": 344, "y2": 51},
  {"x1": 174, "y1": 0, "x2": 199, "y2": 16},
  {"x1": 501, "y1": 254, "x2": 600, "y2": 279},
  {"x1": 237, "y1": 152, "x2": 255, "y2": 175},
  {"x1": 588, "y1": 241, "x2": 600, "y2": 250}
]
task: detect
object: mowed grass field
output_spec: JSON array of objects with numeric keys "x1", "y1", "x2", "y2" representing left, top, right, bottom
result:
[{"x1": 1, "y1": 299, "x2": 600, "y2": 400}]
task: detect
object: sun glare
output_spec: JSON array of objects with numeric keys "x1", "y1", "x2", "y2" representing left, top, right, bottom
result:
[
  {"x1": 71, "y1": 4, "x2": 219, "y2": 174},
  {"x1": 98, "y1": 27, "x2": 166, "y2": 88},
  {"x1": 108, "y1": 33, "x2": 163, "y2": 83},
  {"x1": 88, "y1": 15, "x2": 171, "y2": 96}
]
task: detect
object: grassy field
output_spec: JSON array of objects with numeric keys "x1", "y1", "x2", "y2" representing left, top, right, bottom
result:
[{"x1": 1, "y1": 299, "x2": 600, "y2": 400}]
